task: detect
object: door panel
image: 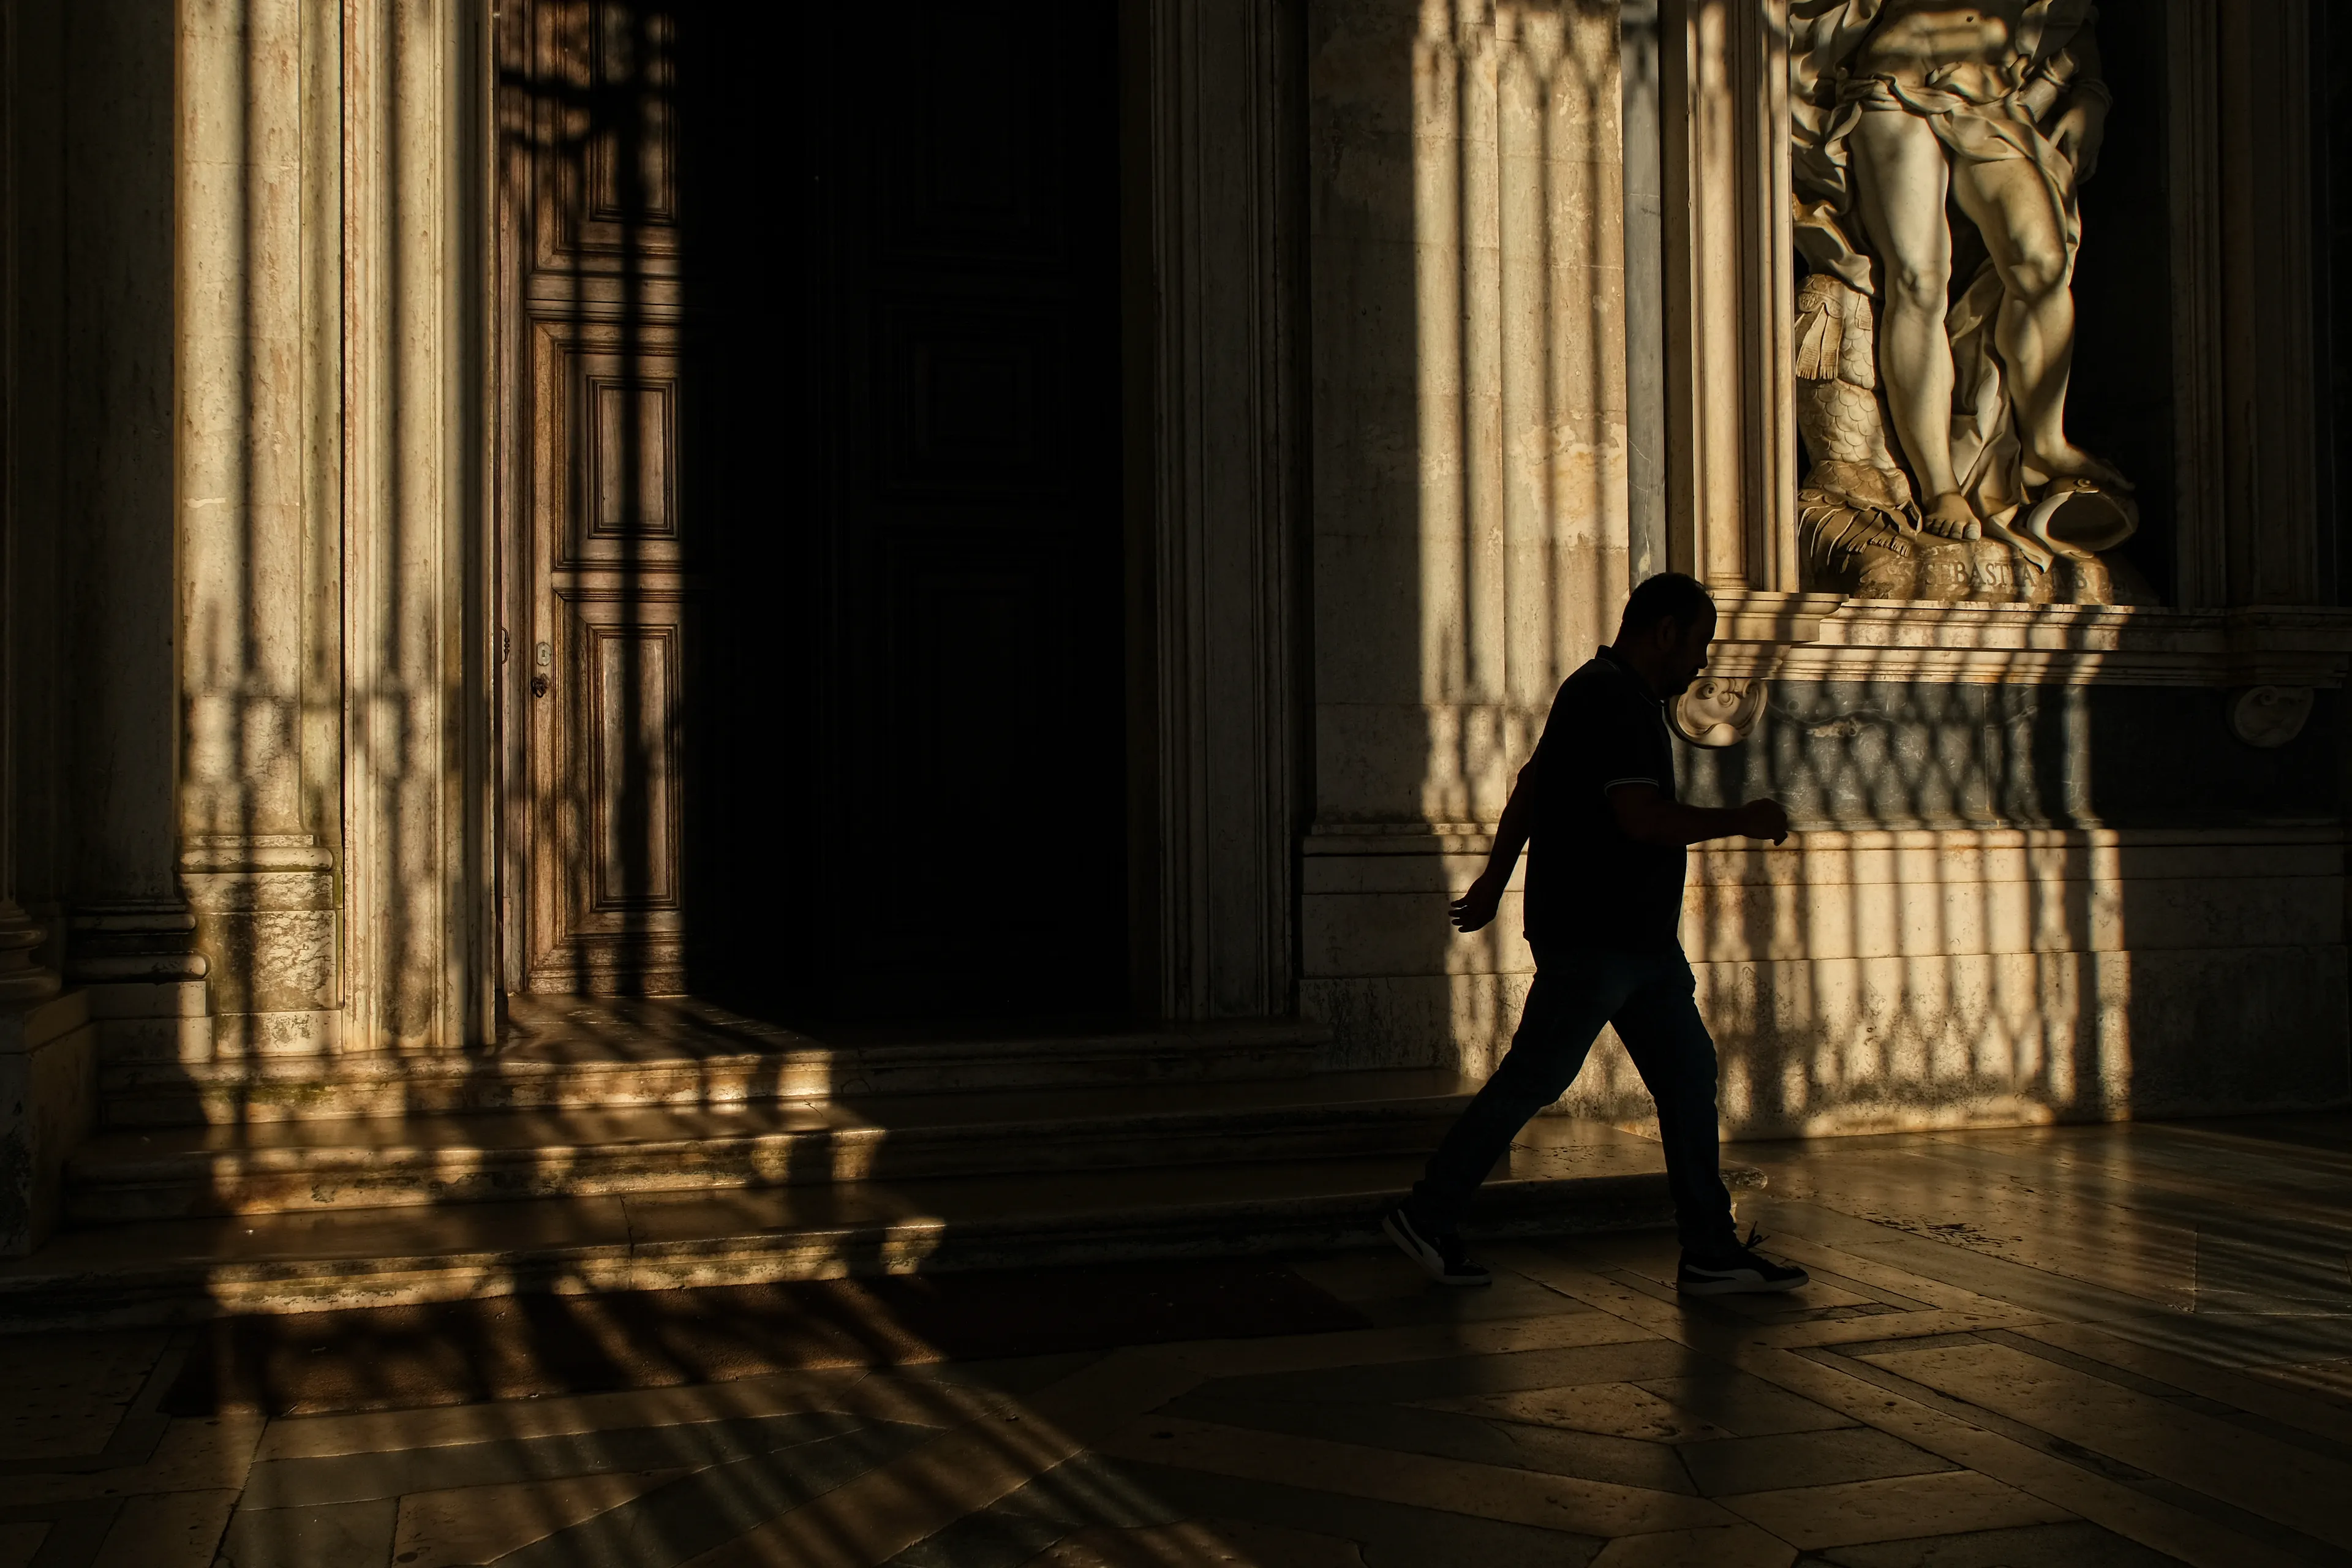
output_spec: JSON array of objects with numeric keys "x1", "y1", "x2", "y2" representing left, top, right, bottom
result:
[{"x1": 584, "y1": 612, "x2": 683, "y2": 911}]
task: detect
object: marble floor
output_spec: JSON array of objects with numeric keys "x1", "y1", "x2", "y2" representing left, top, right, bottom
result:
[{"x1": 1, "y1": 1114, "x2": 2346, "y2": 1567}]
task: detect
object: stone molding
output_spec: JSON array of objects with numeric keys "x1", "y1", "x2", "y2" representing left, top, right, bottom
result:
[
  {"x1": 1695, "y1": 591, "x2": 2352, "y2": 687},
  {"x1": 62, "y1": 904, "x2": 206, "y2": 985},
  {"x1": 0, "y1": 915, "x2": 59, "y2": 1006},
  {"x1": 1303, "y1": 821, "x2": 2346, "y2": 859}
]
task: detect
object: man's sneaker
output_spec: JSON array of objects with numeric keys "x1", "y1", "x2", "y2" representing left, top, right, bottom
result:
[
  {"x1": 1381, "y1": 1207, "x2": 1491, "y2": 1287},
  {"x1": 1677, "y1": 1232, "x2": 1809, "y2": 1295}
]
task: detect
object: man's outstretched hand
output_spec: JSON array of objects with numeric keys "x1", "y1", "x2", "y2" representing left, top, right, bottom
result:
[
  {"x1": 1736, "y1": 798, "x2": 1792, "y2": 845},
  {"x1": 1450, "y1": 872, "x2": 1507, "y2": 933}
]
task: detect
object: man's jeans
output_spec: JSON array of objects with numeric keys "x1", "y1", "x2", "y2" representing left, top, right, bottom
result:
[{"x1": 1406, "y1": 946, "x2": 1739, "y2": 1254}]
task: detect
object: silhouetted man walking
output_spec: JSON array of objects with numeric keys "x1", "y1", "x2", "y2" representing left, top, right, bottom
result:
[{"x1": 1382, "y1": 573, "x2": 1811, "y2": 1294}]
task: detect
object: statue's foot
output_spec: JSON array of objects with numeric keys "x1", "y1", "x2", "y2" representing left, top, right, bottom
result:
[
  {"x1": 1921, "y1": 492, "x2": 1981, "y2": 540},
  {"x1": 2023, "y1": 447, "x2": 2132, "y2": 493}
]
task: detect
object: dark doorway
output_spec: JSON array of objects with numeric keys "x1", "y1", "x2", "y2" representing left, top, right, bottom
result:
[{"x1": 499, "y1": 2, "x2": 1131, "y2": 1024}]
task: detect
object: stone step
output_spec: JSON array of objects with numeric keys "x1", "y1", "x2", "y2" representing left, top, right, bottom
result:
[
  {"x1": 66, "y1": 1070, "x2": 1479, "y2": 1221},
  {"x1": 97, "y1": 1004, "x2": 1332, "y2": 1128},
  {"x1": 1, "y1": 1124, "x2": 1760, "y2": 1329}
]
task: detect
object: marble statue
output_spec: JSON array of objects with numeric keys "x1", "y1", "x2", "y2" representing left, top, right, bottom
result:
[{"x1": 1789, "y1": 0, "x2": 2146, "y2": 603}]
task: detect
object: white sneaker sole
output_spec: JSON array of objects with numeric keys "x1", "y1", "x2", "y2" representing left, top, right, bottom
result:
[{"x1": 1381, "y1": 1212, "x2": 1491, "y2": 1288}]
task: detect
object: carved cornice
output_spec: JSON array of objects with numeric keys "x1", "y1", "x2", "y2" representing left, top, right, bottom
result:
[
  {"x1": 1302, "y1": 821, "x2": 2347, "y2": 859},
  {"x1": 1701, "y1": 592, "x2": 2352, "y2": 688}
]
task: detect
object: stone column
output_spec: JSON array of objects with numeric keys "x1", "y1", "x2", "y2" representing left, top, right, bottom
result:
[
  {"x1": 176, "y1": 0, "x2": 339, "y2": 1056},
  {"x1": 1299, "y1": 1, "x2": 1630, "y2": 1069},
  {"x1": 1658, "y1": 0, "x2": 1794, "y2": 590},
  {"x1": 57, "y1": 0, "x2": 212, "y2": 1065},
  {"x1": 341, "y1": 0, "x2": 494, "y2": 1052},
  {"x1": 1148, "y1": 0, "x2": 1301, "y2": 1019},
  {"x1": 1, "y1": 0, "x2": 135, "y2": 1251}
]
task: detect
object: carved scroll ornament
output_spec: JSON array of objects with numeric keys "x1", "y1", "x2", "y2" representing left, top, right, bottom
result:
[
  {"x1": 1673, "y1": 678, "x2": 1768, "y2": 749},
  {"x1": 2228, "y1": 687, "x2": 2313, "y2": 749}
]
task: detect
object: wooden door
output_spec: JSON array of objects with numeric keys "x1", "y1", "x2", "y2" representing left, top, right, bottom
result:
[
  {"x1": 500, "y1": 0, "x2": 695, "y2": 995},
  {"x1": 500, "y1": 2, "x2": 1129, "y2": 1015}
]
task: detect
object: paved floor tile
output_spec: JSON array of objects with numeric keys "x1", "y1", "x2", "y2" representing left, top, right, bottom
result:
[
  {"x1": 1853, "y1": 1340, "x2": 2352, "y2": 1547},
  {"x1": 240, "y1": 1410, "x2": 905, "y2": 1507},
  {"x1": 1484, "y1": 1417, "x2": 1707, "y2": 1494},
  {"x1": 91, "y1": 1488, "x2": 237, "y2": 1568},
  {"x1": 6, "y1": 1117, "x2": 2349, "y2": 1567},
  {"x1": 1590, "y1": 1523, "x2": 1796, "y2": 1567},
  {"x1": 2252, "y1": 1357, "x2": 2352, "y2": 1404},
  {"x1": 251, "y1": 1367, "x2": 883, "y2": 1462},
  {"x1": 889, "y1": 1453, "x2": 1188, "y2": 1567},
  {"x1": 390, "y1": 1469, "x2": 691, "y2": 1568},
  {"x1": 0, "y1": 1498, "x2": 118, "y2": 1564},
  {"x1": 1100, "y1": 1415, "x2": 1731, "y2": 1538},
  {"x1": 496, "y1": 1426, "x2": 937, "y2": 1568},
  {"x1": 1166, "y1": 1391, "x2": 1696, "y2": 1493},
  {"x1": 0, "y1": 1333, "x2": 162, "y2": 1463},
  {"x1": 0, "y1": 1523, "x2": 47, "y2": 1568},
  {"x1": 1719, "y1": 1469, "x2": 2075, "y2": 1550},
  {"x1": 1290, "y1": 1253, "x2": 1594, "y2": 1328},
  {"x1": 1101, "y1": 1461, "x2": 1604, "y2": 1568},
  {"x1": 216, "y1": 1497, "x2": 398, "y2": 1568},
  {"x1": 1418, "y1": 1380, "x2": 1736, "y2": 1442},
  {"x1": 1627, "y1": 1373, "x2": 1858, "y2": 1438},
  {"x1": 1679, "y1": 1426, "x2": 1958, "y2": 1496},
  {"x1": 0, "y1": 1414, "x2": 272, "y2": 1509},
  {"x1": 1199, "y1": 1337, "x2": 1704, "y2": 1409},
  {"x1": 1030, "y1": 1520, "x2": 1371, "y2": 1567},
  {"x1": 1813, "y1": 1518, "x2": 2190, "y2": 1566}
]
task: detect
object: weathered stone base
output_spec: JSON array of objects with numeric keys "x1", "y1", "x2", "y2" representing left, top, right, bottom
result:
[
  {"x1": 1302, "y1": 826, "x2": 2351, "y2": 1135},
  {"x1": 86, "y1": 980, "x2": 213, "y2": 1064},
  {"x1": 180, "y1": 837, "x2": 339, "y2": 1058},
  {"x1": 0, "y1": 991, "x2": 95, "y2": 1256}
]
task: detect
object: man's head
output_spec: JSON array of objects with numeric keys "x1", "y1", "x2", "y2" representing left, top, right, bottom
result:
[{"x1": 1613, "y1": 572, "x2": 1716, "y2": 696}]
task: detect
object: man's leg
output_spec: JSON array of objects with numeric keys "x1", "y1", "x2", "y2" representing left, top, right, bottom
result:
[
  {"x1": 1607, "y1": 957, "x2": 1738, "y2": 1254},
  {"x1": 1611, "y1": 957, "x2": 1806, "y2": 1293},
  {"x1": 1406, "y1": 951, "x2": 1626, "y2": 1234}
]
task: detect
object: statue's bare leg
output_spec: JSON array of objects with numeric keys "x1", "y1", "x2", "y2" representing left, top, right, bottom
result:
[
  {"x1": 1948, "y1": 154, "x2": 2126, "y2": 491},
  {"x1": 1849, "y1": 110, "x2": 1978, "y2": 538}
]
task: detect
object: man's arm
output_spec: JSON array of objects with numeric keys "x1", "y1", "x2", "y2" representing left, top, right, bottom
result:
[
  {"x1": 1610, "y1": 782, "x2": 1789, "y2": 847},
  {"x1": 1449, "y1": 756, "x2": 1539, "y2": 933}
]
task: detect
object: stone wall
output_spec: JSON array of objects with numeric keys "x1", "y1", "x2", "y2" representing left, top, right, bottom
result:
[
  {"x1": 1298, "y1": 0, "x2": 2352, "y2": 1131},
  {"x1": 1308, "y1": 0, "x2": 1629, "y2": 839}
]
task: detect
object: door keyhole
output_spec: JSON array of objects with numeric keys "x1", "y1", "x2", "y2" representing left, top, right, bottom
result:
[{"x1": 532, "y1": 641, "x2": 551, "y2": 698}]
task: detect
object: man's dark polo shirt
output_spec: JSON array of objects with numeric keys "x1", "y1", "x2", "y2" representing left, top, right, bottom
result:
[{"x1": 1523, "y1": 646, "x2": 1687, "y2": 953}]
